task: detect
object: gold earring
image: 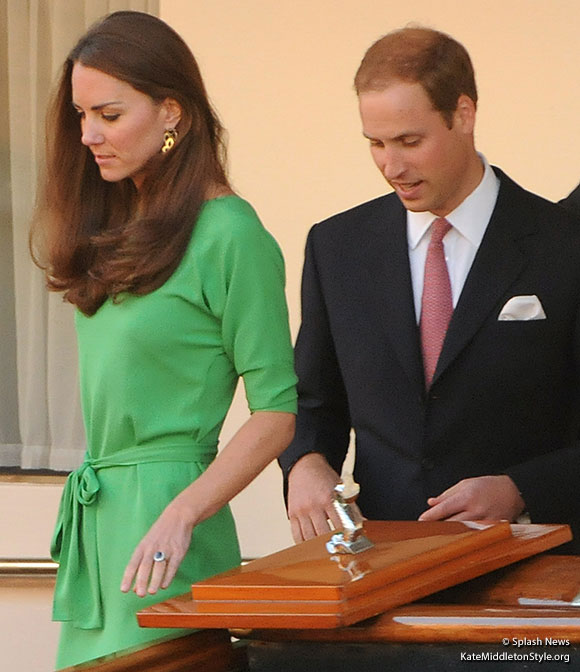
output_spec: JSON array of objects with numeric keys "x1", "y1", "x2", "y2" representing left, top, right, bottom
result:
[{"x1": 161, "y1": 129, "x2": 177, "y2": 153}]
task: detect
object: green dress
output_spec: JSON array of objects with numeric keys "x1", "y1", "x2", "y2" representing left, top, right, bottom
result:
[{"x1": 50, "y1": 196, "x2": 297, "y2": 669}]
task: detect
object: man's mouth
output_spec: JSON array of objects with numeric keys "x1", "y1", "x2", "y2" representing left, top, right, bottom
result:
[{"x1": 392, "y1": 180, "x2": 423, "y2": 197}]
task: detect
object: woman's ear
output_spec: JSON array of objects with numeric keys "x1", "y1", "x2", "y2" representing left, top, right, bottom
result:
[{"x1": 163, "y1": 98, "x2": 182, "y2": 129}]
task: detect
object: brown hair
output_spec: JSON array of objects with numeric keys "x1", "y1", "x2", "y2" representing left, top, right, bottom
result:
[
  {"x1": 354, "y1": 26, "x2": 477, "y2": 128},
  {"x1": 31, "y1": 11, "x2": 230, "y2": 315}
]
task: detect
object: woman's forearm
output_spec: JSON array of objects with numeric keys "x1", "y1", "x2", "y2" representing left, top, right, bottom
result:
[{"x1": 171, "y1": 410, "x2": 295, "y2": 527}]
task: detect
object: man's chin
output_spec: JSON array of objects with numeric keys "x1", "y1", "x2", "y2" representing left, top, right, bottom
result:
[{"x1": 395, "y1": 194, "x2": 430, "y2": 213}]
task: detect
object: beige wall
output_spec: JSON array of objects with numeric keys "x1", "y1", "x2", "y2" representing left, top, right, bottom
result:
[
  {"x1": 1, "y1": 581, "x2": 57, "y2": 671},
  {"x1": 2, "y1": 4, "x2": 579, "y2": 669},
  {"x1": 1, "y1": 483, "x2": 62, "y2": 671},
  {"x1": 159, "y1": 0, "x2": 580, "y2": 556}
]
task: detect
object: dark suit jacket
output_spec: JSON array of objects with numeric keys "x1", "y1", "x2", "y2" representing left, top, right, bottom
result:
[
  {"x1": 560, "y1": 182, "x2": 580, "y2": 217},
  {"x1": 280, "y1": 168, "x2": 580, "y2": 552}
]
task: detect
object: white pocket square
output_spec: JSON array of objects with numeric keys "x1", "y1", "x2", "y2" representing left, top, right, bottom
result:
[{"x1": 498, "y1": 295, "x2": 546, "y2": 321}]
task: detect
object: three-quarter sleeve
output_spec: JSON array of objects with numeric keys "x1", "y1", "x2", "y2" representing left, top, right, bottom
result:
[{"x1": 197, "y1": 198, "x2": 297, "y2": 414}]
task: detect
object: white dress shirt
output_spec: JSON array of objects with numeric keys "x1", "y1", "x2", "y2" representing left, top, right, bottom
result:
[{"x1": 407, "y1": 155, "x2": 500, "y2": 322}]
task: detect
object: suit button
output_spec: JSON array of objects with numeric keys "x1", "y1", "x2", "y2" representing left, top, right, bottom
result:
[{"x1": 421, "y1": 457, "x2": 435, "y2": 470}]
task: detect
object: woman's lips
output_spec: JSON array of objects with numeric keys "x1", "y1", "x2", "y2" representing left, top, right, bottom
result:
[{"x1": 94, "y1": 154, "x2": 116, "y2": 165}]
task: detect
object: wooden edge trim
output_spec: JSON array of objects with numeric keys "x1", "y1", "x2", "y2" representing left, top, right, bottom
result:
[{"x1": 59, "y1": 631, "x2": 248, "y2": 672}]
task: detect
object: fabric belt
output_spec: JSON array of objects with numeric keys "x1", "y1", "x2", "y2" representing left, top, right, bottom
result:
[{"x1": 51, "y1": 443, "x2": 216, "y2": 629}]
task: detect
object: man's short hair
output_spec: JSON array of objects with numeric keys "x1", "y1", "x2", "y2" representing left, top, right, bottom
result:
[{"x1": 354, "y1": 26, "x2": 477, "y2": 128}]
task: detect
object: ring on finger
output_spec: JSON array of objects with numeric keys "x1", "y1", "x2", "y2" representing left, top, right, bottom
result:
[{"x1": 153, "y1": 551, "x2": 166, "y2": 563}]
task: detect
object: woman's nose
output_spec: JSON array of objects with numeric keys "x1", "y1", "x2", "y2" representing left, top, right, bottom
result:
[{"x1": 80, "y1": 119, "x2": 104, "y2": 146}]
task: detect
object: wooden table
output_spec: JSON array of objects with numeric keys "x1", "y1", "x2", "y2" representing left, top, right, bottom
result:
[
  {"x1": 238, "y1": 554, "x2": 580, "y2": 671},
  {"x1": 138, "y1": 522, "x2": 579, "y2": 670}
]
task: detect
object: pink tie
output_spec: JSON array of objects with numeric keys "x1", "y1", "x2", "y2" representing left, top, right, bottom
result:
[{"x1": 420, "y1": 218, "x2": 453, "y2": 388}]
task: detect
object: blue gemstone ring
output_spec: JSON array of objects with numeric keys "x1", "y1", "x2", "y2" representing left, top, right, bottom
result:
[{"x1": 153, "y1": 551, "x2": 166, "y2": 563}]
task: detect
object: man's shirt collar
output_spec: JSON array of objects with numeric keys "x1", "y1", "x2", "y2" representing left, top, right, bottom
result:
[{"x1": 407, "y1": 155, "x2": 500, "y2": 250}]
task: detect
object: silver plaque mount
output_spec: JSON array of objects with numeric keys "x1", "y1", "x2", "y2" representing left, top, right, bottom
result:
[{"x1": 325, "y1": 478, "x2": 375, "y2": 555}]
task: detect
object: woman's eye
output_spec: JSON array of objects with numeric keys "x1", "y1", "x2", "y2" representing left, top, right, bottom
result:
[{"x1": 102, "y1": 113, "x2": 120, "y2": 122}]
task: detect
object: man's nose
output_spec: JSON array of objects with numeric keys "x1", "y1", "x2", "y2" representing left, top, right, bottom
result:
[{"x1": 379, "y1": 148, "x2": 405, "y2": 181}]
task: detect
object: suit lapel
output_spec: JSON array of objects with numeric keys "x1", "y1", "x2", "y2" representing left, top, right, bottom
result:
[
  {"x1": 433, "y1": 171, "x2": 533, "y2": 385},
  {"x1": 360, "y1": 197, "x2": 425, "y2": 391}
]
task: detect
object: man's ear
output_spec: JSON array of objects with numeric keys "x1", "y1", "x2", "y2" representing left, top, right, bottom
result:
[
  {"x1": 453, "y1": 94, "x2": 476, "y2": 134},
  {"x1": 163, "y1": 98, "x2": 182, "y2": 129}
]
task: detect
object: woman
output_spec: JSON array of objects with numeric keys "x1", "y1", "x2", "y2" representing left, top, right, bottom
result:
[{"x1": 31, "y1": 11, "x2": 297, "y2": 669}]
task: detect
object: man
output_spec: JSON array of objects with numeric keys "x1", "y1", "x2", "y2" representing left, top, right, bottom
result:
[{"x1": 279, "y1": 27, "x2": 580, "y2": 552}]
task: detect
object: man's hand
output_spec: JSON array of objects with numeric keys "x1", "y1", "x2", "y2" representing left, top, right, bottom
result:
[
  {"x1": 287, "y1": 453, "x2": 342, "y2": 542},
  {"x1": 418, "y1": 475, "x2": 525, "y2": 522}
]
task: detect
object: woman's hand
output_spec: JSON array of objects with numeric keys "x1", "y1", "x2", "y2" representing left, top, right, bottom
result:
[{"x1": 120, "y1": 498, "x2": 194, "y2": 597}]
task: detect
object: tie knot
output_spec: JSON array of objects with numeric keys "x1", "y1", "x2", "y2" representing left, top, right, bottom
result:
[{"x1": 430, "y1": 218, "x2": 451, "y2": 245}]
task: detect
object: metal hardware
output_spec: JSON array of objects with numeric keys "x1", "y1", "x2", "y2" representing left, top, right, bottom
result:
[{"x1": 325, "y1": 478, "x2": 374, "y2": 555}]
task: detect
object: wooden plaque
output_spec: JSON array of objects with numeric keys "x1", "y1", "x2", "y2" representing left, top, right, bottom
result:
[{"x1": 138, "y1": 521, "x2": 571, "y2": 630}]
